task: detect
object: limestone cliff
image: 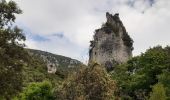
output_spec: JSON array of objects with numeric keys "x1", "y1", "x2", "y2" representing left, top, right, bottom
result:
[{"x1": 89, "y1": 12, "x2": 133, "y2": 71}]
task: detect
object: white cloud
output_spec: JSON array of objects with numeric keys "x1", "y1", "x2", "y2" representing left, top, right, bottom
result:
[
  {"x1": 13, "y1": 0, "x2": 170, "y2": 63},
  {"x1": 120, "y1": 0, "x2": 170, "y2": 55}
]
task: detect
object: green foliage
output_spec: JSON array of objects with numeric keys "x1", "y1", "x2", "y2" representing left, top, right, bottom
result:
[
  {"x1": 0, "y1": 0, "x2": 22, "y2": 27},
  {"x1": 158, "y1": 71, "x2": 170, "y2": 99},
  {"x1": 149, "y1": 83, "x2": 167, "y2": 100},
  {"x1": 111, "y1": 46, "x2": 170, "y2": 99},
  {"x1": 0, "y1": 1, "x2": 169, "y2": 99},
  {"x1": 0, "y1": 0, "x2": 28, "y2": 98},
  {"x1": 28, "y1": 49, "x2": 83, "y2": 78},
  {"x1": 56, "y1": 63, "x2": 117, "y2": 100},
  {"x1": 19, "y1": 81, "x2": 54, "y2": 100},
  {"x1": 22, "y1": 52, "x2": 63, "y2": 88},
  {"x1": 122, "y1": 32, "x2": 133, "y2": 49},
  {"x1": 0, "y1": 1, "x2": 67, "y2": 98}
]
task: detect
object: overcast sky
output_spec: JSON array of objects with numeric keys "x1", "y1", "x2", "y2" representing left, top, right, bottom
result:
[{"x1": 11, "y1": 0, "x2": 170, "y2": 63}]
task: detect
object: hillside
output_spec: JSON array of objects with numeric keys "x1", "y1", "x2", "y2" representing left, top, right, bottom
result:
[
  {"x1": 24, "y1": 49, "x2": 83, "y2": 80},
  {"x1": 28, "y1": 49, "x2": 83, "y2": 73},
  {"x1": 20, "y1": 49, "x2": 84, "y2": 90}
]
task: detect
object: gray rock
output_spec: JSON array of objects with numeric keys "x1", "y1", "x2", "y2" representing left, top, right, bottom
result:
[
  {"x1": 89, "y1": 12, "x2": 133, "y2": 71},
  {"x1": 47, "y1": 62, "x2": 57, "y2": 74}
]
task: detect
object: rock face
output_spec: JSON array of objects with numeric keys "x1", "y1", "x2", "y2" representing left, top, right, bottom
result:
[
  {"x1": 47, "y1": 62, "x2": 57, "y2": 74},
  {"x1": 89, "y1": 12, "x2": 133, "y2": 71}
]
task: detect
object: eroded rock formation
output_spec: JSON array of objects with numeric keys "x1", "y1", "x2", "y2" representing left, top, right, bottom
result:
[
  {"x1": 47, "y1": 62, "x2": 57, "y2": 74},
  {"x1": 89, "y1": 12, "x2": 133, "y2": 71}
]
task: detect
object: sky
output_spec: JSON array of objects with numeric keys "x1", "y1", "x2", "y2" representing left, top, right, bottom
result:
[{"x1": 9, "y1": 0, "x2": 170, "y2": 63}]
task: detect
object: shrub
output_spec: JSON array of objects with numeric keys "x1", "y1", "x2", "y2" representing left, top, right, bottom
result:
[
  {"x1": 56, "y1": 63, "x2": 117, "y2": 100},
  {"x1": 19, "y1": 81, "x2": 54, "y2": 100},
  {"x1": 149, "y1": 83, "x2": 167, "y2": 100}
]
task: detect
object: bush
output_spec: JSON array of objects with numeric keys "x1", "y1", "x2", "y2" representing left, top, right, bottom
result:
[
  {"x1": 56, "y1": 63, "x2": 117, "y2": 100},
  {"x1": 19, "y1": 81, "x2": 54, "y2": 100},
  {"x1": 149, "y1": 83, "x2": 167, "y2": 100}
]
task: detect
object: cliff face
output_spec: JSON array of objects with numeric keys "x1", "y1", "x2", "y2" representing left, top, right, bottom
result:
[{"x1": 89, "y1": 12, "x2": 133, "y2": 70}]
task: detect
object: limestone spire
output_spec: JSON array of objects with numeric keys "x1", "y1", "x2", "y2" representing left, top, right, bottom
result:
[{"x1": 89, "y1": 12, "x2": 133, "y2": 71}]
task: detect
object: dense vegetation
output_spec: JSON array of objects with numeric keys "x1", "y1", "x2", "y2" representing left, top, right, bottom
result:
[
  {"x1": 18, "y1": 81, "x2": 54, "y2": 100},
  {"x1": 0, "y1": 1, "x2": 63, "y2": 99},
  {"x1": 111, "y1": 46, "x2": 170, "y2": 100},
  {"x1": 0, "y1": 0, "x2": 28, "y2": 99},
  {"x1": 27, "y1": 49, "x2": 82, "y2": 77},
  {"x1": 55, "y1": 63, "x2": 116, "y2": 100},
  {"x1": 0, "y1": 0, "x2": 170, "y2": 100}
]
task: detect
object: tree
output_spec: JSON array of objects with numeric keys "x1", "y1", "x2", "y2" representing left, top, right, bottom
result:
[
  {"x1": 111, "y1": 46, "x2": 170, "y2": 99},
  {"x1": 56, "y1": 63, "x2": 117, "y2": 100},
  {"x1": 0, "y1": 0, "x2": 28, "y2": 99}
]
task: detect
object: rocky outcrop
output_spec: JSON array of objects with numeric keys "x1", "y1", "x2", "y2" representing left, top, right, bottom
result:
[
  {"x1": 89, "y1": 12, "x2": 133, "y2": 71},
  {"x1": 47, "y1": 62, "x2": 57, "y2": 74}
]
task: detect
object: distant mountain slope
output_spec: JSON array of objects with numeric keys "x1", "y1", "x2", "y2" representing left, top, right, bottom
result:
[
  {"x1": 27, "y1": 49, "x2": 83, "y2": 74},
  {"x1": 22, "y1": 49, "x2": 84, "y2": 86}
]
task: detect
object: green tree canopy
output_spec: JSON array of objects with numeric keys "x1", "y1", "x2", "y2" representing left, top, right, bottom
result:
[
  {"x1": 0, "y1": 0, "x2": 28, "y2": 99},
  {"x1": 111, "y1": 46, "x2": 170, "y2": 99}
]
